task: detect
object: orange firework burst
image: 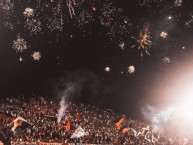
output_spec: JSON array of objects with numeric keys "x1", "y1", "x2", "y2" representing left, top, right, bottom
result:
[{"x1": 132, "y1": 26, "x2": 152, "y2": 57}]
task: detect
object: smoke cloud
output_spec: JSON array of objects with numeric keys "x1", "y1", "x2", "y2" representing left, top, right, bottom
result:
[
  {"x1": 57, "y1": 97, "x2": 66, "y2": 123},
  {"x1": 141, "y1": 105, "x2": 175, "y2": 132},
  {"x1": 57, "y1": 83, "x2": 75, "y2": 123},
  {"x1": 142, "y1": 103, "x2": 193, "y2": 139},
  {"x1": 54, "y1": 70, "x2": 114, "y2": 105},
  {"x1": 55, "y1": 70, "x2": 114, "y2": 123}
]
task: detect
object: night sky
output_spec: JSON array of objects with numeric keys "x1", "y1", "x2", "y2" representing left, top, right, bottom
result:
[{"x1": 0, "y1": 0, "x2": 193, "y2": 119}]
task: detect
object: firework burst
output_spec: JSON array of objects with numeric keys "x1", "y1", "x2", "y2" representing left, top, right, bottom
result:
[
  {"x1": 119, "y1": 42, "x2": 125, "y2": 50},
  {"x1": 138, "y1": 0, "x2": 162, "y2": 8},
  {"x1": 132, "y1": 26, "x2": 152, "y2": 57},
  {"x1": 162, "y1": 57, "x2": 171, "y2": 64},
  {"x1": 32, "y1": 51, "x2": 41, "y2": 61},
  {"x1": 160, "y1": 31, "x2": 168, "y2": 38},
  {"x1": 19, "y1": 56, "x2": 23, "y2": 62},
  {"x1": 23, "y1": 7, "x2": 34, "y2": 18},
  {"x1": 105, "y1": 66, "x2": 111, "y2": 72},
  {"x1": 67, "y1": 0, "x2": 76, "y2": 19},
  {"x1": 175, "y1": 0, "x2": 183, "y2": 7},
  {"x1": 76, "y1": 9, "x2": 94, "y2": 26},
  {"x1": 1, "y1": 0, "x2": 17, "y2": 30},
  {"x1": 128, "y1": 65, "x2": 135, "y2": 74},
  {"x1": 12, "y1": 34, "x2": 27, "y2": 53},
  {"x1": 185, "y1": 12, "x2": 193, "y2": 27}
]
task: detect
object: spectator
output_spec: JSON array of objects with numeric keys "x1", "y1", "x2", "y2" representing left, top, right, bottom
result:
[{"x1": 0, "y1": 96, "x2": 192, "y2": 145}]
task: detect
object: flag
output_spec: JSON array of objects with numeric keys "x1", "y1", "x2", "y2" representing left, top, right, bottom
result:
[
  {"x1": 130, "y1": 128, "x2": 138, "y2": 137},
  {"x1": 122, "y1": 128, "x2": 129, "y2": 134},
  {"x1": 115, "y1": 117, "x2": 125, "y2": 131},
  {"x1": 66, "y1": 120, "x2": 71, "y2": 132},
  {"x1": 44, "y1": 115, "x2": 57, "y2": 121},
  {"x1": 0, "y1": 130, "x2": 11, "y2": 145},
  {"x1": 71, "y1": 126, "x2": 87, "y2": 138},
  {"x1": 11, "y1": 117, "x2": 32, "y2": 134},
  {"x1": 0, "y1": 130, "x2": 7, "y2": 143},
  {"x1": 114, "y1": 137, "x2": 122, "y2": 145},
  {"x1": 142, "y1": 125, "x2": 151, "y2": 136}
]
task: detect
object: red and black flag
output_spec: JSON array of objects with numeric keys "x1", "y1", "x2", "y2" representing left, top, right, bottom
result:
[
  {"x1": 115, "y1": 117, "x2": 125, "y2": 131},
  {"x1": 0, "y1": 130, "x2": 11, "y2": 145},
  {"x1": 11, "y1": 117, "x2": 32, "y2": 135}
]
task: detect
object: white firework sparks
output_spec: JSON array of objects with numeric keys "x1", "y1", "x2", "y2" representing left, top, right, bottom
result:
[
  {"x1": 99, "y1": 2, "x2": 130, "y2": 40},
  {"x1": 119, "y1": 42, "x2": 125, "y2": 50},
  {"x1": 67, "y1": 0, "x2": 76, "y2": 19},
  {"x1": 128, "y1": 65, "x2": 135, "y2": 74},
  {"x1": 138, "y1": 0, "x2": 162, "y2": 7},
  {"x1": 99, "y1": 3, "x2": 116, "y2": 27},
  {"x1": 76, "y1": 9, "x2": 94, "y2": 26},
  {"x1": 23, "y1": 7, "x2": 34, "y2": 18},
  {"x1": 12, "y1": 34, "x2": 27, "y2": 53},
  {"x1": 185, "y1": 12, "x2": 193, "y2": 27},
  {"x1": 3, "y1": 21, "x2": 14, "y2": 30},
  {"x1": 32, "y1": 51, "x2": 41, "y2": 61},
  {"x1": 19, "y1": 56, "x2": 23, "y2": 62},
  {"x1": 1, "y1": 0, "x2": 14, "y2": 15},
  {"x1": 160, "y1": 31, "x2": 168, "y2": 38},
  {"x1": 167, "y1": 16, "x2": 172, "y2": 20},
  {"x1": 162, "y1": 57, "x2": 171, "y2": 64},
  {"x1": 105, "y1": 66, "x2": 111, "y2": 72},
  {"x1": 175, "y1": 0, "x2": 183, "y2": 7},
  {"x1": 108, "y1": 17, "x2": 130, "y2": 40},
  {"x1": 25, "y1": 18, "x2": 42, "y2": 35},
  {"x1": 0, "y1": 0, "x2": 131, "y2": 41},
  {"x1": 1, "y1": 0, "x2": 17, "y2": 30},
  {"x1": 46, "y1": 2, "x2": 64, "y2": 32}
]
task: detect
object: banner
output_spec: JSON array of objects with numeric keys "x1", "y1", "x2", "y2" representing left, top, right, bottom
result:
[
  {"x1": 71, "y1": 126, "x2": 87, "y2": 138},
  {"x1": 11, "y1": 117, "x2": 32, "y2": 135},
  {"x1": 11, "y1": 143, "x2": 98, "y2": 145}
]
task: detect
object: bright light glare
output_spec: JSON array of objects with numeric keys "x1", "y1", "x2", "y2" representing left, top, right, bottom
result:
[{"x1": 147, "y1": 72, "x2": 193, "y2": 137}]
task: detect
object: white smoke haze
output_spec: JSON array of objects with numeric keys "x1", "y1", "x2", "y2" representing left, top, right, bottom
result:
[
  {"x1": 53, "y1": 70, "x2": 114, "y2": 107},
  {"x1": 55, "y1": 70, "x2": 115, "y2": 123},
  {"x1": 57, "y1": 84, "x2": 75, "y2": 123},
  {"x1": 142, "y1": 103, "x2": 193, "y2": 139},
  {"x1": 142, "y1": 105, "x2": 175, "y2": 132},
  {"x1": 140, "y1": 63, "x2": 193, "y2": 139},
  {"x1": 57, "y1": 97, "x2": 67, "y2": 123}
]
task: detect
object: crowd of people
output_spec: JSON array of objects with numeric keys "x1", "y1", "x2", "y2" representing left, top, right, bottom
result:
[{"x1": 0, "y1": 96, "x2": 192, "y2": 145}]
